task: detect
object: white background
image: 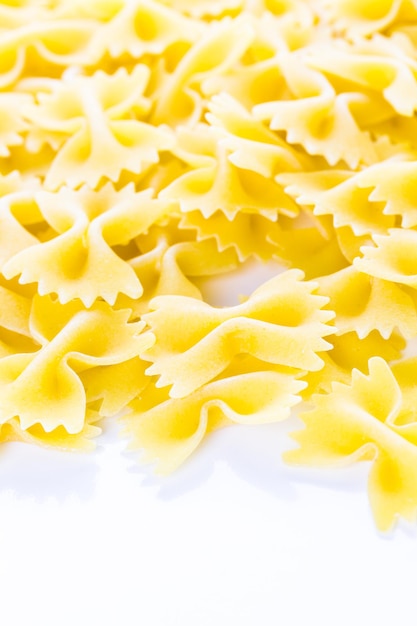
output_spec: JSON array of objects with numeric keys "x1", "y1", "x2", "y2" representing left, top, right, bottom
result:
[{"x1": 1, "y1": 260, "x2": 417, "y2": 626}]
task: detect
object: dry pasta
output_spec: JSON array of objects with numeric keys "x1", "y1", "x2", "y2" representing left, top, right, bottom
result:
[{"x1": 2, "y1": 0, "x2": 417, "y2": 530}]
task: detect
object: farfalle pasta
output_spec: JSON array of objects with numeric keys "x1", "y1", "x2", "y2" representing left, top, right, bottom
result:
[
  {"x1": 320, "y1": 0, "x2": 417, "y2": 36},
  {"x1": 179, "y1": 209, "x2": 283, "y2": 261},
  {"x1": 89, "y1": 0, "x2": 206, "y2": 59},
  {"x1": 317, "y1": 265, "x2": 417, "y2": 340},
  {"x1": 285, "y1": 357, "x2": 417, "y2": 530},
  {"x1": 205, "y1": 93, "x2": 306, "y2": 178},
  {"x1": 253, "y1": 53, "x2": 378, "y2": 168},
  {"x1": 123, "y1": 356, "x2": 306, "y2": 473},
  {"x1": 142, "y1": 269, "x2": 333, "y2": 397},
  {"x1": 20, "y1": 66, "x2": 173, "y2": 189},
  {"x1": 0, "y1": 297, "x2": 153, "y2": 434},
  {"x1": 2, "y1": 185, "x2": 175, "y2": 306},
  {"x1": 307, "y1": 38, "x2": 417, "y2": 116},
  {"x1": 151, "y1": 15, "x2": 254, "y2": 126},
  {"x1": 1, "y1": 0, "x2": 417, "y2": 531}
]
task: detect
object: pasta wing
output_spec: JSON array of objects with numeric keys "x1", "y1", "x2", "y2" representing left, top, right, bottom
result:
[{"x1": 123, "y1": 367, "x2": 305, "y2": 474}]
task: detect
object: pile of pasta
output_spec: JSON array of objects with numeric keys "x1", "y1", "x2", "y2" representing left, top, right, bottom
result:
[{"x1": 2, "y1": 0, "x2": 417, "y2": 530}]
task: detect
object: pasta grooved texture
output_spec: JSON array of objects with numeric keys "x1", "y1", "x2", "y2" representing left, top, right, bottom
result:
[{"x1": 2, "y1": 0, "x2": 417, "y2": 530}]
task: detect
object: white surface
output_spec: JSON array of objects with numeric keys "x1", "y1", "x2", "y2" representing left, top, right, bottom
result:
[{"x1": 2, "y1": 260, "x2": 417, "y2": 626}]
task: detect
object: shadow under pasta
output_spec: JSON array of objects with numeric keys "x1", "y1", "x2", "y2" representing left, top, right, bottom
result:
[{"x1": 0, "y1": 441, "x2": 98, "y2": 501}]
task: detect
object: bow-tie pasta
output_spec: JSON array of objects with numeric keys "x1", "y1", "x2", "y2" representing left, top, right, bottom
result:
[
  {"x1": 0, "y1": 296, "x2": 153, "y2": 437},
  {"x1": 123, "y1": 357, "x2": 306, "y2": 473},
  {"x1": 285, "y1": 357, "x2": 417, "y2": 531},
  {"x1": 21, "y1": 66, "x2": 174, "y2": 189},
  {"x1": 1, "y1": 0, "x2": 417, "y2": 531},
  {"x1": 142, "y1": 270, "x2": 334, "y2": 397},
  {"x1": 2, "y1": 185, "x2": 175, "y2": 306}
]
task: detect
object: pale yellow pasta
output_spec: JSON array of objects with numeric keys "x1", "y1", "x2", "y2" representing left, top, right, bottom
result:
[
  {"x1": 253, "y1": 53, "x2": 377, "y2": 168},
  {"x1": 150, "y1": 237, "x2": 239, "y2": 298},
  {"x1": 0, "y1": 17, "x2": 100, "y2": 90},
  {"x1": 2, "y1": 185, "x2": 175, "y2": 306},
  {"x1": 151, "y1": 15, "x2": 254, "y2": 126},
  {"x1": 0, "y1": 92, "x2": 32, "y2": 157},
  {"x1": 206, "y1": 93, "x2": 306, "y2": 178},
  {"x1": 179, "y1": 209, "x2": 282, "y2": 261},
  {"x1": 81, "y1": 358, "x2": 150, "y2": 418},
  {"x1": 269, "y1": 223, "x2": 348, "y2": 279},
  {"x1": 0, "y1": 188, "x2": 45, "y2": 269},
  {"x1": 285, "y1": 357, "x2": 417, "y2": 530},
  {"x1": 333, "y1": 226, "x2": 372, "y2": 265},
  {"x1": 304, "y1": 330, "x2": 406, "y2": 396},
  {"x1": 1, "y1": 0, "x2": 417, "y2": 530},
  {"x1": 156, "y1": 0, "x2": 243, "y2": 18},
  {"x1": 0, "y1": 414, "x2": 101, "y2": 452},
  {"x1": 202, "y1": 56, "x2": 286, "y2": 110},
  {"x1": 277, "y1": 169, "x2": 353, "y2": 207},
  {"x1": 25, "y1": 19, "x2": 100, "y2": 67},
  {"x1": 90, "y1": 0, "x2": 206, "y2": 59},
  {"x1": 21, "y1": 66, "x2": 173, "y2": 189},
  {"x1": 313, "y1": 175, "x2": 397, "y2": 236},
  {"x1": 123, "y1": 360, "x2": 306, "y2": 474},
  {"x1": 0, "y1": 296, "x2": 154, "y2": 434},
  {"x1": 320, "y1": 0, "x2": 415, "y2": 37},
  {"x1": 355, "y1": 228, "x2": 417, "y2": 287},
  {"x1": 142, "y1": 269, "x2": 334, "y2": 398},
  {"x1": 113, "y1": 226, "x2": 239, "y2": 315},
  {"x1": 0, "y1": 282, "x2": 39, "y2": 357},
  {"x1": 159, "y1": 135, "x2": 299, "y2": 220},
  {"x1": 317, "y1": 266, "x2": 417, "y2": 339},
  {"x1": 307, "y1": 39, "x2": 417, "y2": 116},
  {"x1": 351, "y1": 160, "x2": 417, "y2": 228}
]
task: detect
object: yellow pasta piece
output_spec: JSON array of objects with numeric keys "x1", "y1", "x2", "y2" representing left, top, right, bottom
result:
[
  {"x1": 115, "y1": 233, "x2": 239, "y2": 316},
  {"x1": 314, "y1": 176, "x2": 397, "y2": 237},
  {"x1": 0, "y1": 17, "x2": 99, "y2": 90},
  {"x1": 277, "y1": 169, "x2": 353, "y2": 207},
  {"x1": 355, "y1": 228, "x2": 417, "y2": 287},
  {"x1": 321, "y1": 0, "x2": 415, "y2": 36},
  {"x1": 303, "y1": 329, "x2": 406, "y2": 396},
  {"x1": 152, "y1": 15, "x2": 254, "y2": 126},
  {"x1": 285, "y1": 357, "x2": 417, "y2": 530},
  {"x1": 26, "y1": 19, "x2": 100, "y2": 67},
  {"x1": 0, "y1": 92, "x2": 32, "y2": 157},
  {"x1": 253, "y1": 53, "x2": 377, "y2": 168},
  {"x1": 90, "y1": 0, "x2": 206, "y2": 59},
  {"x1": 353, "y1": 160, "x2": 417, "y2": 228},
  {"x1": 317, "y1": 265, "x2": 417, "y2": 339},
  {"x1": 269, "y1": 222, "x2": 349, "y2": 279},
  {"x1": 206, "y1": 93, "x2": 305, "y2": 178},
  {"x1": 81, "y1": 358, "x2": 150, "y2": 418},
  {"x1": 0, "y1": 410, "x2": 101, "y2": 452},
  {"x1": 307, "y1": 42, "x2": 417, "y2": 116},
  {"x1": 0, "y1": 187, "x2": 45, "y2": 269},
  {"x1": 160, "y1": 140, "x2": 298, "y2": 220},
  {"x1": 142, "y1": 269, "x2": 334, "y2": 397},
  {"x1": 2, "y1": 0, "x2": 417, "y2": 530},
  {"x1": 0, "y1": 282, "x2": 38, "y2": 357},
  {"x1": 202, "y1": 55, "x2": 286, "y2": 110},
  {"x1": 123, "y1": 359, "x2": 306, "y2": 474},
  {"x1": 179, "y1": 209, "x2": 282, "y2": 261},
  {"x1": 156, "y1": 0, "x2": 243, "y2": 18},
  {"x1": 2, "y1": 185, "x2": 174, "y2": 306},
  {"x1": 0, "y1": 299, "x2": 153, "y2": 435},
  {"x1": 21, "y1": 66, "x2": 173, "y2": 189}
]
